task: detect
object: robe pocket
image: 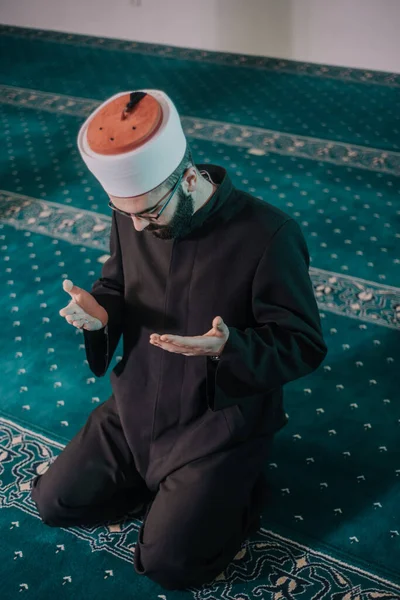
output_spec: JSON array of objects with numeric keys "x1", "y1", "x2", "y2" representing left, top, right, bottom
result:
[{"x1": 221, "y1": 403, "x2": 246, "y2": 438}]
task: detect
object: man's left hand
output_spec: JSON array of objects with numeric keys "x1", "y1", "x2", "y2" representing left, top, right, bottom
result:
[{"x1": 150, "y1": 317, "x2": 229, "y2": 357}]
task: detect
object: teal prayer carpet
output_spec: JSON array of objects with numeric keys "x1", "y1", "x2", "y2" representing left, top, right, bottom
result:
[{"x1": 0, "y1": 24, "x2": 400, "y2": 600}]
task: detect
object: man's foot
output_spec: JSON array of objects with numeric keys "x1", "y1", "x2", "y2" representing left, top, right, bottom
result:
[{"x1": 126, "y1": 501, "x2": 148, "y2": 519}]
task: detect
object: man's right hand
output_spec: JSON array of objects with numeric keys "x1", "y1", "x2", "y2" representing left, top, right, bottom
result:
[{"x1": 59, "y1": 280, "x2": 108, "y2": 331}]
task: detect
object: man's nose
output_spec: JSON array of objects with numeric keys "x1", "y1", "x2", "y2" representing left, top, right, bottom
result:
[{"x1": 131, "y1": 216, "x2": 149, "y2": 231}]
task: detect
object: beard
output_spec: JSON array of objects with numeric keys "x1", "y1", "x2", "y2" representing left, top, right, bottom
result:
[{"x1": 145, "y1": 187, "x2": 195, "y2": 240}]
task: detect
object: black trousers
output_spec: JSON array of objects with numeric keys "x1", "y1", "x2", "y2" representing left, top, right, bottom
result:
[{"x1": 30, "y1": 395, "x2": 273, "y2": 590}]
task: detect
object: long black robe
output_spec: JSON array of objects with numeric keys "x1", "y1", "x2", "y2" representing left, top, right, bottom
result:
[
  {"x1": 30, "y1": 163, "x2": 328, "y2": 589},
  {"x1": 83, "y1": 163, "x2": 328, "y2": 489}
]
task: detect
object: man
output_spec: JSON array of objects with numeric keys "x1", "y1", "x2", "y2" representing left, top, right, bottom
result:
[{"x1": 30, "y1": 90, "x2": 327, "y2": 590}]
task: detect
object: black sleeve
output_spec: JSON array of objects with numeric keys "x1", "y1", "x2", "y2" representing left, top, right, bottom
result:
[
  {"x1": 83, "y1": 212, "x2": 125, "y2": 376},
  {"x1": 207, "y1": 218, "x2": 328, "y2": 410}
]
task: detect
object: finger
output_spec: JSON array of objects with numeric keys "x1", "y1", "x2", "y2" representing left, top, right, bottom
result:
[
  {"x1": 72, "y1": 319, "x2": 87, "y2": 329},
  {"x1": 157, "y1": 339, "x2": 195, "y2": 350},
  {"x1": 63, "y1": 279, "x2": 73, "y2": 293},
  {"x1": 160, "y1": 335, "x2": 203, "y2": 346},
  {"x1": 152, "y1": 339, "x2": 214, "y2": 355},
  {"x1": 62, "y1": 279, "x2": 83, "y2": 300},
  {"x1": 59, "y1": 302, "x2": 86, "y2": 318},
  {"x1": 162, "y1": 335, "x2": 220, "y2": 351},
  {"x1": 212, "y1": 316, "x2": 226, "y2": 334},
  {"x1": 65, "y1": 315, "x2": 87, "y2": 326},
  {"x1": 152, "y1": 334, "x2": 191, "y2": 346},
  {"x1": 71, "y1": 317, "x2": 89, "y2": 328},
  {"x1": 59, "y1": 301, "x2": 73, "y2": 317},
  {"x1": 150, "y1": 339, "x2": 189, "y2": 353},
  {"x1": 152, "y1": 342, "x2": 181, "y2": 354}
]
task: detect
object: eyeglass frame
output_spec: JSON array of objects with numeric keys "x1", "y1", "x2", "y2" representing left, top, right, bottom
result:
[{"x1": 108, "y1": 170, "x2": 185, "y2": 221}]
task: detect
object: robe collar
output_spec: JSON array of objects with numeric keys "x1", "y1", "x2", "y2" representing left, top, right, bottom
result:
[{"x1": 187, "y1": 163, "x2": 236, "y2": 235}]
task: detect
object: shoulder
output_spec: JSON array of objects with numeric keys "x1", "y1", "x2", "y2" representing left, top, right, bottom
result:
[{"x1": 231, "y1": 189, "x2": 301, "y2": 241}]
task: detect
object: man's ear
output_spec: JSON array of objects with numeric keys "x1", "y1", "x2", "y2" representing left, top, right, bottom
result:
[{"x1": 185, "y1": 167, "x2": 198, "y2": 193}]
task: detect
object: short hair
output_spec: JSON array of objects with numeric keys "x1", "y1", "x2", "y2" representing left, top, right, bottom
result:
[{"x1": 157, "y1": 141, "x2": 195, "y2": 193}]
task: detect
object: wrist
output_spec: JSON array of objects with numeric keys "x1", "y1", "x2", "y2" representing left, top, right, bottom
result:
[{"x1": 99, "y1": 309, "x2": 108, "y2": 328}]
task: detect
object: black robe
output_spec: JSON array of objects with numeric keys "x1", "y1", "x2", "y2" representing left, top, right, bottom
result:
[{"x1": 83, "y1": 163, "x2": 327, "y2": 490}]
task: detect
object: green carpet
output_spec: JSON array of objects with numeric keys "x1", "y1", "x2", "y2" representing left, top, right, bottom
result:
[{"x1": 0, "y1": 24, "x2": 399, "y2": 599}]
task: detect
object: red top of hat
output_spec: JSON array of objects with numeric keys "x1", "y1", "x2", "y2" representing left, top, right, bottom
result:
[{"x1": 86, "y1": 92, "x2": 163, "y2": 155}]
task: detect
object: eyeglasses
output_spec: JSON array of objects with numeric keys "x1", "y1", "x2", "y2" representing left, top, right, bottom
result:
[{"x1": 108, "y1": 171, "x2": 184, "y2": 221}]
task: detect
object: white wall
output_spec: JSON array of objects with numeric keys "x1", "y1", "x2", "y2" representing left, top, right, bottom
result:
[{"x1": 1, "y1": 0, "x2": 400, "y2": 73}]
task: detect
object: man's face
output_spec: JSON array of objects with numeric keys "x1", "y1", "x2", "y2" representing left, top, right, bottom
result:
[
  {"x1": 145, "y1": 184, "x2": 194, "y2": 240},
  {"x1": 108, "y1": 169, "x2": 196, "y2": 240}
]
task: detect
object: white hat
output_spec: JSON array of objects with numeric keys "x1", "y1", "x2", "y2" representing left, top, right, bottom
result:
[{"x1": 77, "y1": 89, "x2": 187, "y2": 197}]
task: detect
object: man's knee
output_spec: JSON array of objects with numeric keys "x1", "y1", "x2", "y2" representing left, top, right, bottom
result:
[
  {"x1": 135, "y1": 545, "x2": 191, "y2": 590},
  {"x1": 30, "y1": 475, "x2": 66, "y2": 527},
  {"x1": 134, "y1": 534, "x2": 220, "y2": 590}
]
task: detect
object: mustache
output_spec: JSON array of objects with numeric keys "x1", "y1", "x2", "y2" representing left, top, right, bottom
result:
[{"x1": 145, "y1": 223, "x2": 166, "y2": 231}]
